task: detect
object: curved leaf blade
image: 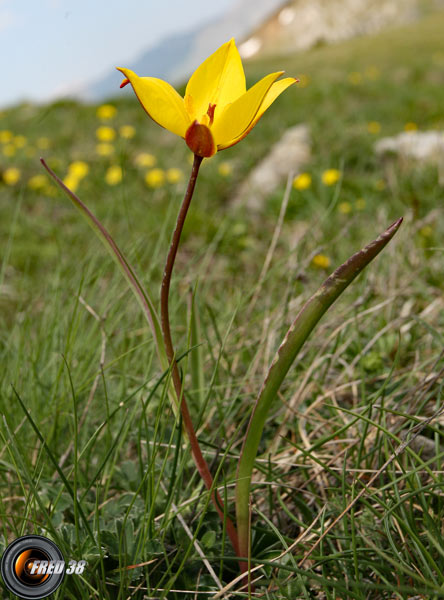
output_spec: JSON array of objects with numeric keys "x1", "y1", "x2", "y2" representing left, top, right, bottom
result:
[
  {"x1": 40, "y1": 158, "x2": 168, "y2": 371},
  {"x1": 236, "y1": 217, "x2": 403, "y2": 559}
]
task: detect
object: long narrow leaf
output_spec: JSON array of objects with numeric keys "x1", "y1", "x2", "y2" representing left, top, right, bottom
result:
[
  {"x1": 40, "y1": 159, "x2": 168, "y2": 373},
  {"x1": 236, "y1": 218, "x2": 403, "y2": 559}
]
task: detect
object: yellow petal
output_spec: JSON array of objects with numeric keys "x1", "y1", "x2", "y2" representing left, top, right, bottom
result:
[
  {"x1": 212, "y1": 71, "x2": 283, "y2": 149},
  {"x1": 252, "y1": 77, "x2": 297, "y2": 126},
  {"x1": 184, "y1": 39, "x2": 246, "y2": 120},
  {"x1": 223, "y1": 77, "x2": 297, "y2": 149},
  {"x1": 117, "y1": 67, "x2": 190, "y2": 137}
]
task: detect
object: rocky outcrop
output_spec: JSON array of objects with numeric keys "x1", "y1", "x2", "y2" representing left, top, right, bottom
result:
[
  {"x1": 375, "y1": 130, "x2": 444, "y2": 184},
  {"x1": 232, "y1": 124, "x2": 311, "y2": 211},
  {"x1": 375, "y1": 130, "x2": 444, "y2": 163},
  {"x1": 239, "y1": 0, "x2": 443, "y2": 59}
]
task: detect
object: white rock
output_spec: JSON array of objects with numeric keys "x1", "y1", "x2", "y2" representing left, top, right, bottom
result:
[
  {"x1": 375, "y1": 130, "x2": 444, "y2": 162},
  {"x1": 232, "y1": 124, "x2": 311, "y2": 211}
]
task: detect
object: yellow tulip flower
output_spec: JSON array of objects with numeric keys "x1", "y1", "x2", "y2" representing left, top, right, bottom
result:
[{"x1": 117, "y1": 39, "x2": 297, "y2": 157}]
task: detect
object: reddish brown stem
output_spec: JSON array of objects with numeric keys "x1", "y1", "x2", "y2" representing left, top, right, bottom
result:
[{"x1": 160, "y1": 154, "x2": 240, "y2": 556}]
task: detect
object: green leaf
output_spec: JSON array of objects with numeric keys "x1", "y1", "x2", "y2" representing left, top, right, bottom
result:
[
  {"x1": 235, "y1": 218, "x2": 403, "y2": 559},
  {"x1": 201, "y1": 530, "x2": 217, "y2": 548},
  {"x1": 40, "y1": 158, "x2": 168, "y2": 373}
]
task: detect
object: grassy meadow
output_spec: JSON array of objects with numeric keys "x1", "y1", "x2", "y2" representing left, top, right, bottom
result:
[{"x1": 1, "y1": 10, "x2": 444, "y2": 599}]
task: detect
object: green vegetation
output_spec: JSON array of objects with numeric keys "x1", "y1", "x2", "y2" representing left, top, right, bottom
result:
[{"x1": 1, "y1": 11, "x2": 444, "y2": 599}]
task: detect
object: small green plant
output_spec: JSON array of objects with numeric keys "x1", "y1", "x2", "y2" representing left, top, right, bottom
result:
[{"x1": 41, "y1": 38, "x2": 402, "y2": 587}]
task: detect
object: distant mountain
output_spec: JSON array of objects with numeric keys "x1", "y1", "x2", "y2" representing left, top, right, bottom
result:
[
  {"x1": 83, "y1": 0, "x2": 286, "y2": 101},
  {"x1": 85, "y1": 29, "x2": 197, "y2": 101}
]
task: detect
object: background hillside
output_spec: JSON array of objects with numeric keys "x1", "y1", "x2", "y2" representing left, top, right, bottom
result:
[{"x1": 84, "y1": 0, "x2": 444, "y2": 101}]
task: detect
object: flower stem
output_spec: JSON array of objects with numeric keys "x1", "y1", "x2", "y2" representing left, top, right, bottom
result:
[{"x1": 160, "y1": 154, "x2": 239, "y2": 556}]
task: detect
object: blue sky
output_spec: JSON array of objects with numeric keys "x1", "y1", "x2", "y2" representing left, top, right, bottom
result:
[{"x1": 0, "y1": 0, "x2": 236, "y2": 107}]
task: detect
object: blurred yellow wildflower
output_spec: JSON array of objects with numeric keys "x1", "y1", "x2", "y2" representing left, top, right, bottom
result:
[
  {"x1": 375, "y1": 179, "x2": 386, "y2": 191},
  {"x1": 365, "y1": 66, "x2": 380, "y2": 80},
  {"x1": 119, "y1": 125, "x2": 136, "y2": 139},
  {"x1": 293, "y1": 172, "x2": 311, "y2": 190},
  {"x1": 105, "y1": 165, "x2": 123, "y2": 185},
  {"x1": 404, "y1": 122, "x2": 418, "y2": 132},
  {"x1": 96, "y1": 104, "x2": 117, "y2": 120},
  {"x1": 14, "y1": 135, "x2": 27, "y2": 148},
  {"x1": 3, "y1": 167, "x2": 21, "y2": 186},
  {"x1": 322, "y1": 169, "x2": 341, "y2": 186},
  {"x1": 44, "y1": 184, "x2": 58, "y2": 197},
  {"x1": 166, "y1": 168, "x2": 184, "y2": 183},
  {"x1": 355, "y1": 198, "x2": 366, "y2": 210},
  {"x1": 63, "y1": 174, "x2": 80, "y2": 192},
  {"x1": 419, "y1": 225, "x2": 433, "y2": 238},
  {"x1": 47, "y1": 157, "x2": 62, "y2": 170},
  {"x1": 37, "y1": 137, "x2": 51, "y2": 149},
  {"x1": 338, "y1": 201, "x2": 352, "y2": 215},
  {"x1": 218, "y1": 162, "x2": 233, "y2": 177},
  {"x1": 96, "y1": 143, "x2": 114, "y2": 156},
  {"x1": 145, "y1": 168, "x2": 165, "y2": 188},
  {"x1": 68, "y1": 161, "x2": 89, "y2": 179},
  {"x1": 3, "y1": 144, "x2": 16, "y2": 157},
  {"x1": 312, "y1": 254, "x2": 331, "y2": 269},
  {"x1": 0, "y1": 130, "x2": 13, "y2": 144},
  {"x1": 96, "y1": 126, "x2": 116, "y2": 142},
  {"x1": 135, "y1": 152, "x2": 156, "y2": 167},
  {"x1": 61, "y1": 161, "x2": 89, "y2": 192},
  {"x1": 28, "y1": 174, "x2": 48, "y2": 191},
  {"x1": 348, "y1": 72, "x2": 362, "y2": 85},
  {"x1": 118, "y1": 38, "x2": 297, "y2": 157},
  {"x1": 367, "y1": 121, "x2": 381, "y2": 134}
]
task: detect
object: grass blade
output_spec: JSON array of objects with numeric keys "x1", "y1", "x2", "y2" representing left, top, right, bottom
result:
[
  {"x1": 188, "y1": 286, "x2": 205, "y2": 409},
  {"x1": 11, "y1": 386, "x2": 95, "y2": 543}
]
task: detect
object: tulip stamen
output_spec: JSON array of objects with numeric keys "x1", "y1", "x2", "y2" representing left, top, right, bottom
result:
[{"x1": 207, "y1": 103, "x2": 216, "y2": 127}]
